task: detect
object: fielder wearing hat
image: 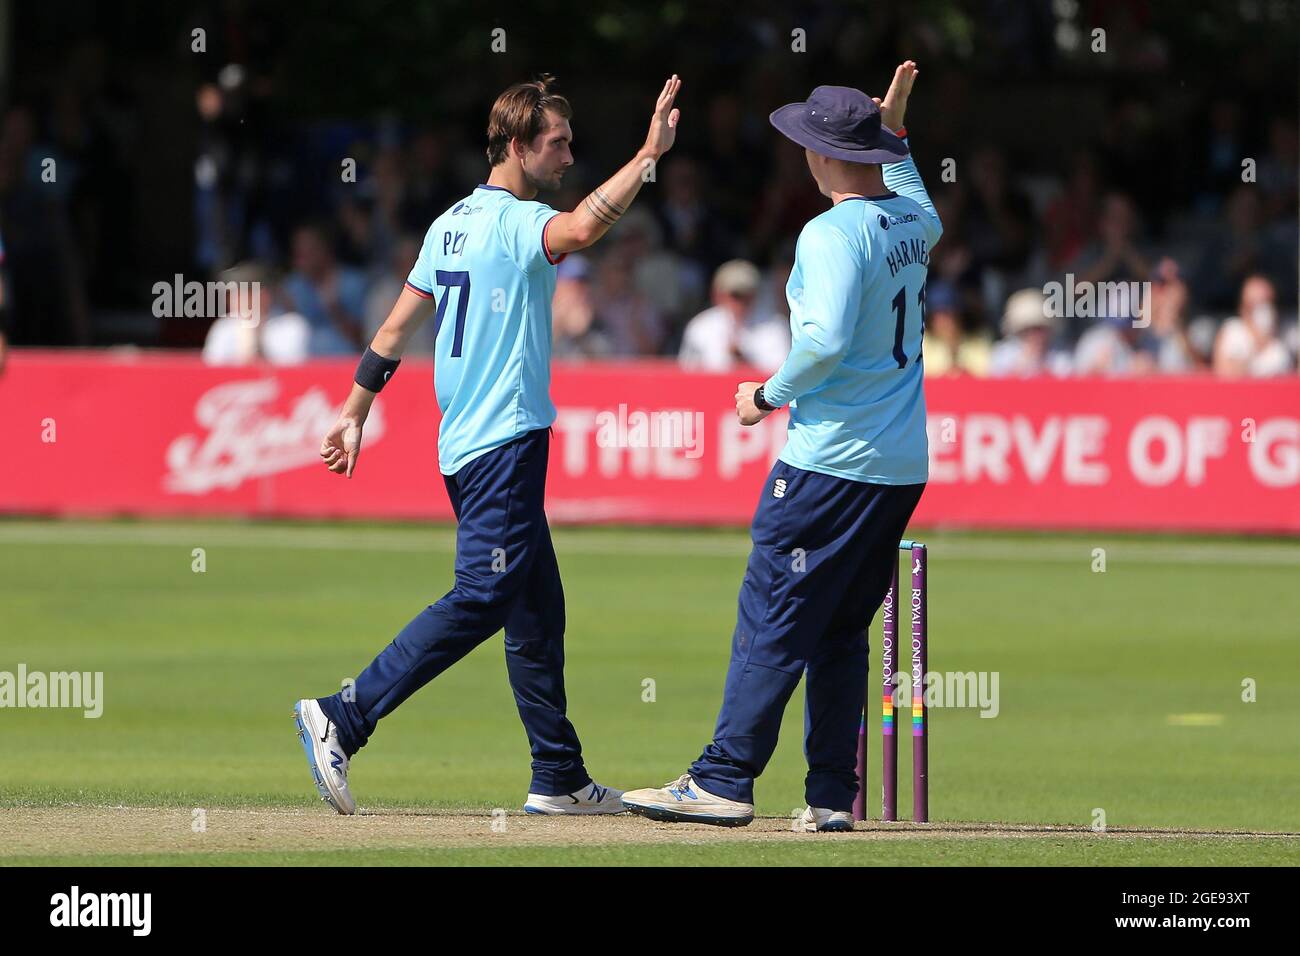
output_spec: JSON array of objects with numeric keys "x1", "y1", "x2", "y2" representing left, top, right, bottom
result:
[{"x1": 624, "y1": 62, "x2": 943, "y2": 830}]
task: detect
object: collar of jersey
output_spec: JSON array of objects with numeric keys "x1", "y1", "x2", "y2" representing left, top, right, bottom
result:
[
  {"x1": 477, "y1": 183, "x2": 517, "y2": 196},
  {"x1": 836, "y1": 191, "x2": 898, "y2": 203}
]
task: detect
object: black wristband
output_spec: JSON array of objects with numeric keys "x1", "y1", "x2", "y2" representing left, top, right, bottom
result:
[
  {"x1": 754, "y1": 385, "x2": 778, "y2": 411},
  {"x1": 355, "y1": 347, "x2": 400, "y2": 393}
]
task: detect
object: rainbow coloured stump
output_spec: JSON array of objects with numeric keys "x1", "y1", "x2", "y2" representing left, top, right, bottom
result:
[
  {"x1": 881, "y1": 556, "x2": 899, "y2": 821},
  {"x1": 853, "y1": 539, "x2": 929, "y2": 824},
  {"x1": 910, "y1": 542, "x2": 928, "y2": 823}
]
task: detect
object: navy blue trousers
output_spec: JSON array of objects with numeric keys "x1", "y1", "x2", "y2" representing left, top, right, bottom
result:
[
  {"x1": 319, "y1": 428, "x2": 589, "y2": 796},
  {"x1": 689, "y1": 461, "x2": 924, "y2": 811}
]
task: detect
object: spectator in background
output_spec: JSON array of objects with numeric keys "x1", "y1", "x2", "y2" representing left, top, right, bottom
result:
[
  {"x1": 927, "y1": 186, "x2": 986, "y2": 331},
  {"x1": 364, "y1": 234, "x2": 433, "y2": 354},
  {"x1": 193, "y1": 78, "x2": 276, "y2": 273},
  {"x1": 1195, "y1": 99, "x2": 1244, "y2": 215},
  {"x1": 1194, "y1": 186, "x2": 1291, "y2": 311},
  {"x1": 1098, "y1": 95, "x2": 1166, "y2": 229},
  {"x1": 365, "y1": 146, "x2": 409, "y2": 263},
  {"x1": 701, "y1": 92, "x2": 767, "y2": 248},
  {"x1": 1185, "y1": 315, "x2": 1221, "y2": 369},
  {"x1": 922, "y1": 280, "x2": 991, "y2": 377},
  {"x1": 1074, "y1": 314, "x2": 1156, "y2": 376},
  {"x1": 989, "y1": 288, "x2": 1072, "y2": 377},
  {"x1": 1258, "y1": 117, "x2": 1299, "y2": 223},
  {"x1": 202, "y1": 262, "x2": 309, "y2": 365},
  {"x1": 679, "y1": 259, "x2": 788, "y2": 374},
  {"x1": 335, "y1": 195, "x2": 374, "y2": 268},
  {"x1": 0, "y1": 106, "x2": 91, "y2": 347},
  {"x1": 552, "y1": 255, "x2": 608, "y2": 359},
  {"x1": 1145, "y1": 257, "x2": 1202, "y2": 372},
  {"x1": 400, "y1": 129, "x2": 462, "y2": 233},
  {"x1": 654, "y1": 155, "x2": 731, "y2": 281},
  {"x1": 1043, "y1": 152, "x2": 1101, "y2": 270},
  {"x1": 591, "y1": 247, "x2": 665, "y2": 357},
  {"x1": 616, "y1": 208, "x2": 700, "y2": 345},
  {"x1": 1213, "y1": 275, "x2": 1293, "y2": 377},
  {"x1": 1064, "y1": 192, "x2": 1152, "y2": 343},
  {"x1": 966, "y1": 146, "x2": 1038, "y2": 316},
  {"x1": 750, "y1": 138, "x2": 825, "y2": 264},
  {"x1": 282, "y1": 223, "x2": 367, "y2": 355}
]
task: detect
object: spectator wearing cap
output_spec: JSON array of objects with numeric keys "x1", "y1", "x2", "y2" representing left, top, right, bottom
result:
[
  {"x1": 202, "y1": 262, "x2": 310, "y2": 365},
  {"x1": 921, "y1": 280, "x2": 991, "y2": 377},
  {"x1": 678, "y1": 259, "x2": 789, "y2": 373},
  {"x1": 988, "y1": 288, "x2": 1072, "y2": 377},
  {"x1": 1213, "y1": 275, "x2": 1293, "y2": 377}
]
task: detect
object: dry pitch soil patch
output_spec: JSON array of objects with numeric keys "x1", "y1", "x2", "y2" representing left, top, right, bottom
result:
[{"x1": 1, "y1": 807, "x2": 1294, "y2": 859}]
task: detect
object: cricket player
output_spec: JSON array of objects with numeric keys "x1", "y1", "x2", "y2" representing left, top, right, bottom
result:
[
  {"x1": 294, "y1": 74, "x2": 682, "y2": 815},
  {"x1": 622, "y1": 62, "x2": 940, "y2": 829}
]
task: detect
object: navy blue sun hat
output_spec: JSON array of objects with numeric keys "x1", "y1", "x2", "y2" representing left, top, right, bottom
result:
[{"x1": 770, "y1": 85, "x2": 909, "y2": 164}]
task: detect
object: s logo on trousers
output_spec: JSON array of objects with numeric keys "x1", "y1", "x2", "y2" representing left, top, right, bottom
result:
[{"x1": 772, "y1": 478, "x2": 787, "y2": 499}]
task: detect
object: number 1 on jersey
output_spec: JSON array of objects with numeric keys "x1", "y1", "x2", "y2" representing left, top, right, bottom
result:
[
  {"x1": 434, "y1": 270, "x2": 471, "y2": 357},
  {"x1": 890, "y1": 285, "x2": 926, "y2": 369}
]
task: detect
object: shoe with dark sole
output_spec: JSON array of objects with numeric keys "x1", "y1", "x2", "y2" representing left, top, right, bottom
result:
[
  {"x1": 798, "y1": 806, "x2": 854, "y2": 832},
  {"x1": 621, "y1": 773, "x2": 754, "y2": 827}
]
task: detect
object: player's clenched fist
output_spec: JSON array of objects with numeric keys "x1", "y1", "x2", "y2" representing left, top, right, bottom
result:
[
  {"x1": 735, "y1": 381, "x2": 772, "y2": 427},
  {"x1": 320, "y1": 416, "x2": 363, "y2": 478}
]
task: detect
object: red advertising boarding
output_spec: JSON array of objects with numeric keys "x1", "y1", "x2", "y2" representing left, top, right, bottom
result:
[{"x1": 2, "y1": 351, "x2": 1297, "y2": 533}]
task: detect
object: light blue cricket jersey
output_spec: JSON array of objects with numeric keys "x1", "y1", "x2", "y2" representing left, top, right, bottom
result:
[
  {"x1": 406, "y1": 184, "x2": 565, "y2": 475},
  {"x1": 763, "y1": 143, "x2": 942, "y2": 485}
]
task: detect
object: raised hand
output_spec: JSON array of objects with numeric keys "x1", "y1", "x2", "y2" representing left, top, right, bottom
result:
[
  {"x1": 874, "y1": 60, "x2": 918, "y2": 132},
  {"x1": 643, "y1": 74, "x2": 682, "y2": 159}
]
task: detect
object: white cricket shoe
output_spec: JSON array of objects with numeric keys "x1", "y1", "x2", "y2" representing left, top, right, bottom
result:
[
  {"x1": 524, "y1": 781, "x2": 626, "y2": 815},
  {"x1": 621, "y1": 773, "x2": 755, "y2": 827},
  {"x1": 293, "y1": 699, "x2": 356, "y2": 815},
  {"x1": 798, "y1": 806, "x2": 855, "y2": 832}
]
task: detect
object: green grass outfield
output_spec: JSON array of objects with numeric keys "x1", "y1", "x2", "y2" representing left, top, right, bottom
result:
[{"x1": 1, "y1": 518, "x2": 1297, "y2": 866}]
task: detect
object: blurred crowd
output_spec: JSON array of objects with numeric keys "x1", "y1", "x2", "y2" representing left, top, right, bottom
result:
[
  {"x1": 190, "y1": 98, "x2": 1298, "y2": 380},
  {"x1": 1, "y1": 8, "x2": 1296, "y2": 381}
]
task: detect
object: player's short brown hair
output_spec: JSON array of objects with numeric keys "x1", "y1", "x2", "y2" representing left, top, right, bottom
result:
[{"x1": 485, "y1": 74, "x2": 572, "y2": 167}]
